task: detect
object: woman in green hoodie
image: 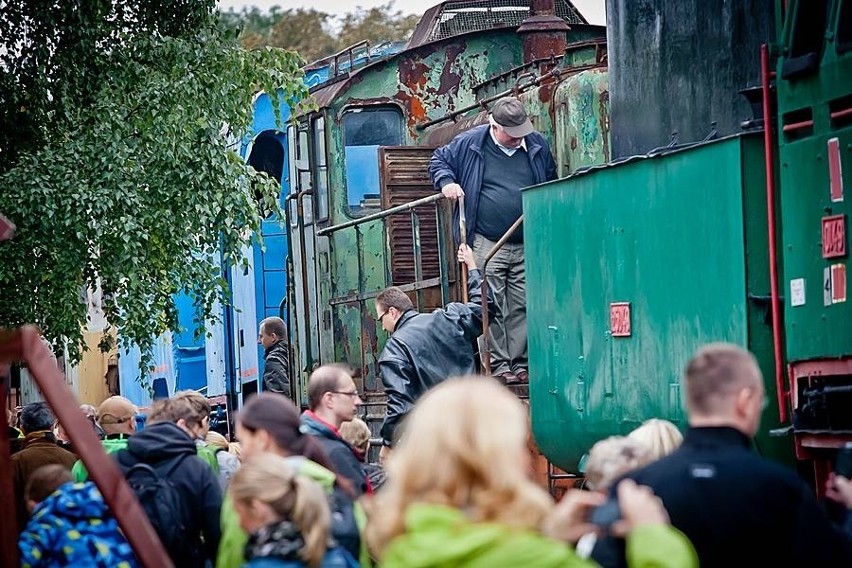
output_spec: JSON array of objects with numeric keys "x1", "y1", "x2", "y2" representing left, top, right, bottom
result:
[
  {"x1": 217, "y1": 394, "x2": 366, "y2": 568},
  {"x1": 366, "y1": 377, "x2": 698, "y2": 568}
]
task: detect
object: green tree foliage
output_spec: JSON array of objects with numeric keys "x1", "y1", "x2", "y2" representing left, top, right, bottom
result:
[
  {"x1": 336, "y1": 4, "x2": 420, "y2": 52},
  {"x1": 222, "y1": 2, "x2": 419, "y2": 64},
  {"x1": 0, "y1": 0, "x2": 309, "y2": 363}
]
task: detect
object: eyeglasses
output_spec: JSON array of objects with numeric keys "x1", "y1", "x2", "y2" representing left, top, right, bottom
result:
[
  {"x1": 330, "y1": 390, "x2": 361, "y2": 398},
  {"x1": 377, "y1": 311, "x2": 389, "y2": 323}
]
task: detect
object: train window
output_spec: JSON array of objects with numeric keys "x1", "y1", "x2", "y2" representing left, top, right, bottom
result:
[
  {"x1": 312, "y1": 116, "x2": 329, "y2": 221},
  {"x1": 287, "y1": 125, "x2": 298, "y2": 229},
  {"x1": 246, "y1": 131, "x2": 285, "y2": 219},
  {"x1": 293, "y1": 122, "x2": 313, "y2": 224},
  {"x1": 782, "y1": 0, "x2": 829, "y2": 79},
  {"x1": 342, "y1": 107, "x2": 403, "y2": 217},
  {"x1": 838, "y1": 0, "x2": 851, "y2": 53}
]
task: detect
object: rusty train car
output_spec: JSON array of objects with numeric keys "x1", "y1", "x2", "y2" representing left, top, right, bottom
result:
[
  {"x1": 256, "y1": 0, "x2": 852, "y2": 491},
  {"x1": 271, "y1": 0, "x2": 606, "y2": 476}
]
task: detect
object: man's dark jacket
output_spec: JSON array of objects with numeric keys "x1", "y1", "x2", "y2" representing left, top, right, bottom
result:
[
  {"x1": 300, "y1": 410, "x2": 369, "y2": 497},
  {"x1": 115, "y1": 422, "x2": 223, "y2": 567},
  {"x1": 378, "y1": 268, "x2": 493, "y2": 446},
  {"x1": 263, "y1": 338, "x2": 291, "y2": 397},
  {"x1": 428, "y1": 124, "x2": 557, "y2": 243},
  {"x1": 596, "y1": 426, "x2": 852, "y2": 567}
]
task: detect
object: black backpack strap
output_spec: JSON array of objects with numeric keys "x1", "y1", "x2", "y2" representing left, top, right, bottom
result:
[{"x1": 161, "y1": 453, "x2": 189, "y2": 478}]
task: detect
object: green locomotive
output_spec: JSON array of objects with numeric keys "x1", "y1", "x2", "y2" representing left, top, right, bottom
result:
[{"x1": 283, "y1": 0, "x2": 852, "y2": 491}]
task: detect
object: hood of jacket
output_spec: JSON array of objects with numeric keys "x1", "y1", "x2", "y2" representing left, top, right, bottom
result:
[
  {"x1": 381, "y1": 504, "x2": 580, "y2": 568},
  {"x1": 31, "y1": 481, "x2": 109, "y2": 522},
  {"x1": 121, "y1": 421, "x2": 198, "y2": 464}
]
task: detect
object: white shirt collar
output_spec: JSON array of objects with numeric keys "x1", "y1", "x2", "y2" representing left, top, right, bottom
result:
[{"x1": 488, "y1": 122, "x2": 527, "y2": 156}]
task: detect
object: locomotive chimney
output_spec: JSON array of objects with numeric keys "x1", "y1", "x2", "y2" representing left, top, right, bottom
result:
[{"x1": 517, "y1": 0, "x2": 569, "y2": 66}]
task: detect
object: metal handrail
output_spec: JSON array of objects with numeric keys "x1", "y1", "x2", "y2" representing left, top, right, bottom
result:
[
  {"x1": 480, "y1": 215, "x2": 524, "y2": 376},
  {"x1": 316, "y1": 193, "x2": 445, "y2": 237}
]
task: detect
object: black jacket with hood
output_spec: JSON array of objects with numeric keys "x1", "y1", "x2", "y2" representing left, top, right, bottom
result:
[{"x1": 115, "y1": 421, "x2": 223, "y2": 567}]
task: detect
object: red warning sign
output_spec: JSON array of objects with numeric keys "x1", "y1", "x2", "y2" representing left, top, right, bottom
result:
[
  {"x1": 829, "y1": 137, "x2": 844, "y2": 203},
  {"x1": 822, "y1": 215, "x2": 846, "y2": 259},
  {"x1": 832, "y1": 264, "x2": 847, "y2": 304},
  {"x1": 610, "y1": 302, "x2": 631, "y2": 337}
]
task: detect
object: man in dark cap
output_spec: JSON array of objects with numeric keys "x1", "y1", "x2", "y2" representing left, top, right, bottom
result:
[{"x1": 428, "y1": 96, "x2": 557, "y2": 384}]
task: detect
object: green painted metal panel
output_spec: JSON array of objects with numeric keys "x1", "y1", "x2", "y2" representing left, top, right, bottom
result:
[
  {"x1": 524, "y1": 134, "x2": 791, "y2": 472},
  {"x1": 775, "y1": 0, "x2": 852, "y2": 362}
]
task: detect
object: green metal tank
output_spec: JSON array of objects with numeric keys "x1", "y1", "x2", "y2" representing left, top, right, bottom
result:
[{"x1": 523, "y1": 132, "x2": 794, "y2": 472}]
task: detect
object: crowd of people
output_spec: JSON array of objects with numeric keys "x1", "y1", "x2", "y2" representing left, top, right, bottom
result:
[
  {"x1": 7, "y1": 342, "x2": 852, "y2": 567},
  {"x1": 6, "y1": 99, "x2": 852, "y2": 567}
]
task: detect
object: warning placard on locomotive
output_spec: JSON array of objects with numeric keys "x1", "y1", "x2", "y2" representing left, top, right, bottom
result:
[
  {"x1": 610, "y1": 302, "x2": 631, "y2": 337},
  {"x1": 822, "y1": 215, "x2": 846, "y2": 259}
]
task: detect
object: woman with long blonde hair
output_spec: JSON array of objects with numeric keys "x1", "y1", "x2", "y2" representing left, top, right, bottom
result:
[
  {"x1": 230, "y1": 453, "x2": 358, "y2": 568},
  {"x1": 366, "y1": 377, "x2": 697, "y2": 567}
]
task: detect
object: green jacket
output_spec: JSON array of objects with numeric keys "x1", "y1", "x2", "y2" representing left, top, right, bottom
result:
[
  {"x1": 71, "y1": 435, "x2": 130, "y2": 482},
  {"x1": 380, "y1": 504, "x2": 697, "y2": 568},
  {"x1": 216, "y1": 456, "x2": 371, "y2": 568}
]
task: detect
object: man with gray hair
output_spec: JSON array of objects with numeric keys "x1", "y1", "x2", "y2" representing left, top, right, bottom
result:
[
  {"x1": 429, "y1": 96, "x2": 557, "y2": 384},
  {"x1": 258, "y1": 316, "x2": 291, "y2": 398},
  {"x1": 11, "y1": 401, "x2": 77, "y2": 532}
]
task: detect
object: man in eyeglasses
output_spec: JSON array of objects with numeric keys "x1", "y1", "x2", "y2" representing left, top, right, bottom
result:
[
  {"x1": 300, "y1": 364, "x2": 369, "y2": 496},
  {"x1": 375, "y1": 244, "x2": 492, "y2": 464}
]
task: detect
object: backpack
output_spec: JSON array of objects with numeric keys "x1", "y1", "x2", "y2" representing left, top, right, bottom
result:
[{"x1": 125, "y1": 456, "x2": 197, "y2": 562}]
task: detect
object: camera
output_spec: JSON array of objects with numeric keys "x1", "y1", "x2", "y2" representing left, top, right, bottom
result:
[{"x1": 589, "y1": 497, "x2": 622, "y2": 529}]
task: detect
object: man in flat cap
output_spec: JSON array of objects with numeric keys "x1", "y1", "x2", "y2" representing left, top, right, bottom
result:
[{"x1": 428, "y1": 96, "x2": 556, "y2": 384}]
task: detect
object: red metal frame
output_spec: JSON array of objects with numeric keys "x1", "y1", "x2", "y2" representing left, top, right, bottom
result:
[
  {"x1": 0, "y1": 327, "x2": 172, "y2": 568},
  {"x1": 761, "y1": 43, "x2": 788, "y2": 423}
]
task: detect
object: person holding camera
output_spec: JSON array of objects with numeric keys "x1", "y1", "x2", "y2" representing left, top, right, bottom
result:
[{"x1": 365, "y1": 377, "x2": 696, "y2": 568}]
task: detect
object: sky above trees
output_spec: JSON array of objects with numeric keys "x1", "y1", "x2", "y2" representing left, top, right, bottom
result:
[{"x1": 217, "y1": 0, "x2": 606, "y2": 25}]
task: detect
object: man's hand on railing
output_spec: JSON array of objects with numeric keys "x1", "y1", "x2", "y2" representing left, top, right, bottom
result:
[
  {"x1": 442, "y1": 183, "x2": 465, "y2": 201},
  {"x1": 458, "y1": 243, "x2": 477, "y2": 270}
]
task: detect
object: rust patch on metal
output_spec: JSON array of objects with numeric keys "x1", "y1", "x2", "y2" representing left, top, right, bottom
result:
[{"x1": 599, "y1": 88, "x2": 610, "y2": 160}]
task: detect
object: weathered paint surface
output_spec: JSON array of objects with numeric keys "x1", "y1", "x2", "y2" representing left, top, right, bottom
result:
[
  {"x1": 305, "y1": 30, "x2": 529, "y2": 380},
  {"x1": 553, "y1": 68, "x2": 610, "y2": 176},
  {"x1": 523, "y1": 134, "x2": 792, "y2": 472}
]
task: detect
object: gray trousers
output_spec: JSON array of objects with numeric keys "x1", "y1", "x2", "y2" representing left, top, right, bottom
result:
[{"x1": 472, "y1": 233, "x2": 527, "y2": 375}]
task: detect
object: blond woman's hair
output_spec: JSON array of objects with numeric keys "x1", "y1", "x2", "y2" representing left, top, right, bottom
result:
[
  {"x1": 228, "y1": 441, "x2": 243, "y2": 461},
  {"x1": 229, "y1": 453, "x2": 330, "y2": 568},
  {"x1": 338, "y1": 417, "x2": 371, "y2": 456},
  {"x1": 627, "y1": 418, "x2": 683, "y2": 460},
  {"x1": 206, "y1": 430, "x2": 229, "y2": 451},
  {"x1": 584, "y1": 436, "x2": 653, "y2": 492},
  {"x1": 365, "y1": 376, "x2": 552, "y2": 558}
]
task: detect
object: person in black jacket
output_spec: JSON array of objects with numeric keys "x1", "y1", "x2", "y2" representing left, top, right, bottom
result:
[
  {"x1": 300, "y1": 364, "x2": 369, "y2": 497},
  {"x1": 258, "y1": 316, "x2": 291, "y2": 398},
  {"x1": 115, "y1": 397, "x2": 223, "y2": 567},
  {"x1": 595, "y1": 343, "x2": 852, "y2": 567},
  {"x1": 375, "y1": 244, "x2": 493, "y2": 464}
]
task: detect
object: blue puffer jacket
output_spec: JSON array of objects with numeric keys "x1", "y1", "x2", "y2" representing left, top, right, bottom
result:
[
  {"x1": 18, "y1": 481, "x2": 140, "y2": 568},
  {"x1": 428, "y1": 124, "x2": 557, "y2": 243}
]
